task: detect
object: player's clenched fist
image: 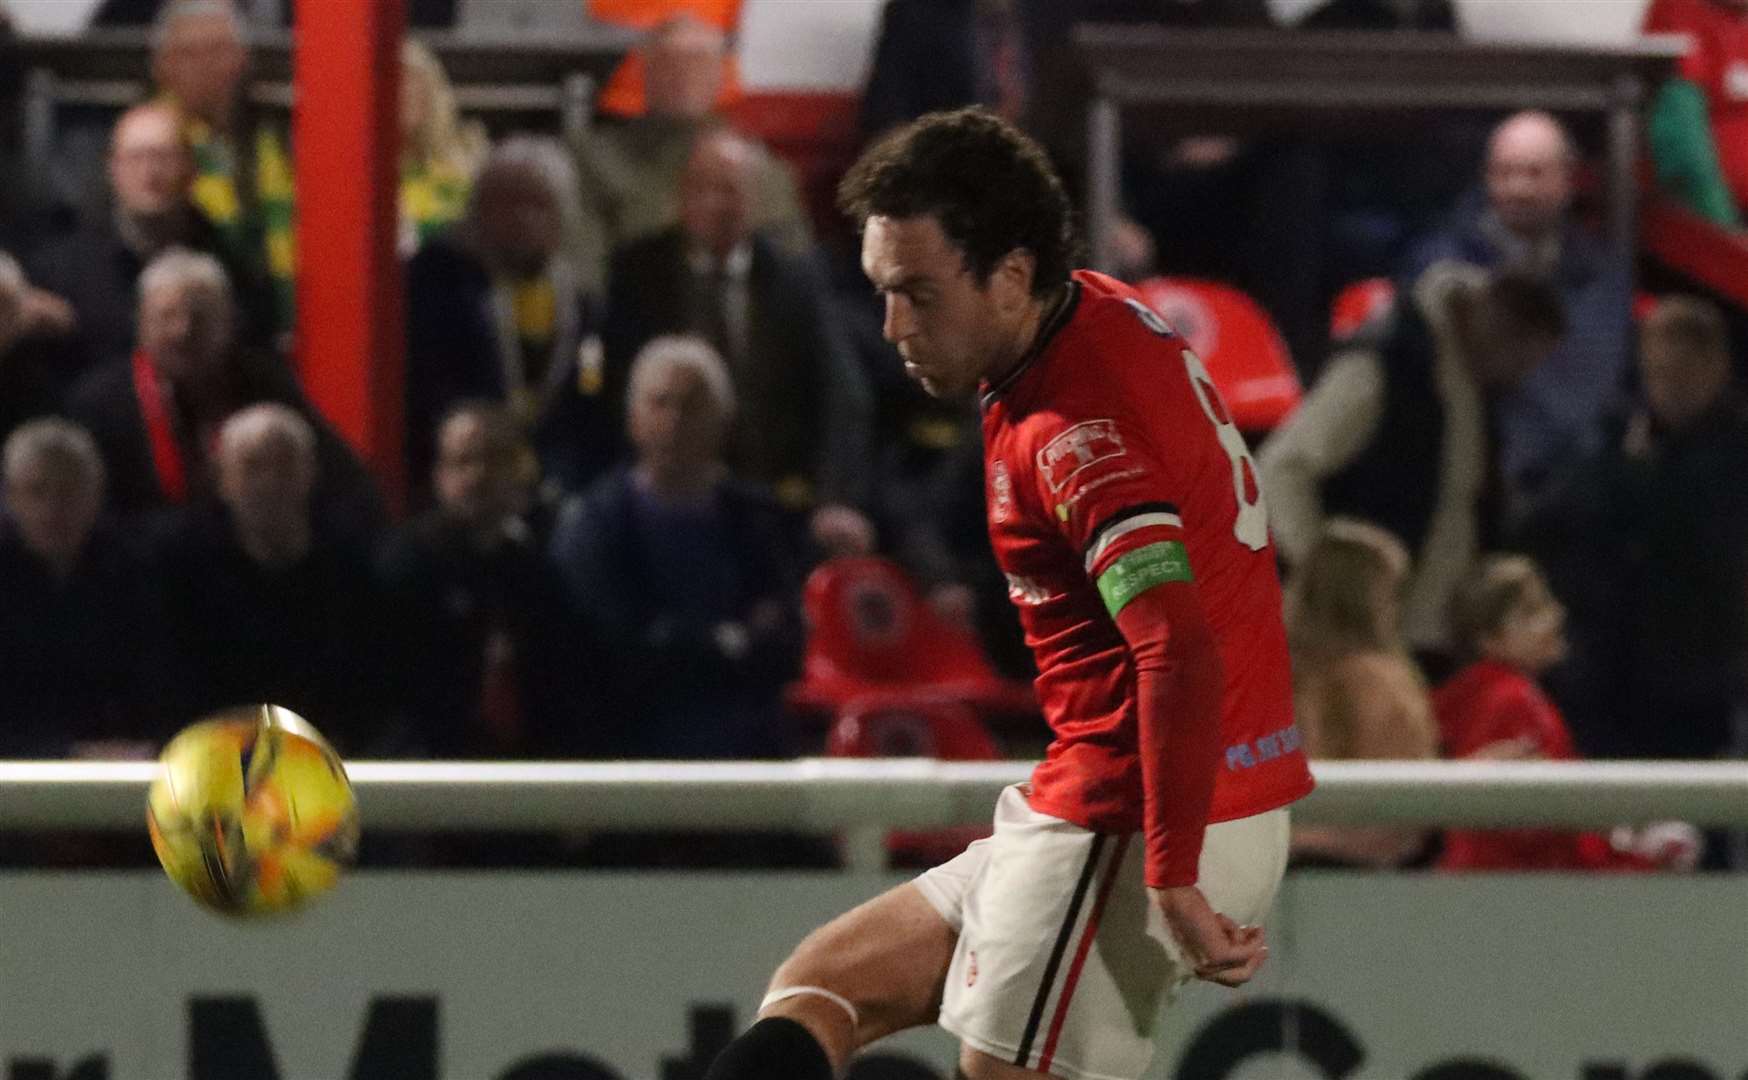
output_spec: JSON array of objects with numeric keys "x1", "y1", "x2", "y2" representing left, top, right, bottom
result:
[{"x1": 1151, "y1": 885, "x2": 1268, "y2": 988}]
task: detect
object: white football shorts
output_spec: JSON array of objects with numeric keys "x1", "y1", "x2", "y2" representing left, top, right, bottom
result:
[{"x1": 912, "y1": 784, "x2": 1289, "y2": 1080}]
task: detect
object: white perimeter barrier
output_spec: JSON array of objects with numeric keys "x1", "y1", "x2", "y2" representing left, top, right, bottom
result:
[{"x1": 3, "y1": 758, "x2": 1746, "y2": 831}]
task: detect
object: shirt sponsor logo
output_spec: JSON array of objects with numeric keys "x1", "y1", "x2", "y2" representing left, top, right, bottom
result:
[
  {"x1": 990, "y1": 459, "x2": 1013, "y2": 523},
  {"x1": 1224, "y1": 724, "x2": 1304, "y2": 771},
  {"x1": 1037, "y1": 419, "x2": 1127, "y2": 494}
]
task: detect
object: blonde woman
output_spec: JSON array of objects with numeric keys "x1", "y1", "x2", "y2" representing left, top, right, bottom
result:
[
  {"x1": 400, "y1": 39, "x2": 489, "y2": 254},
  {"x1": 1286, "y1": 519, "x2": 1438, "y2": 868}
]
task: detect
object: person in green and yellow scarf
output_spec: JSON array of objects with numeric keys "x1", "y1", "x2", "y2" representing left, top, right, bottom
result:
[
  {"x1": 151, "y1": 0, "x2": 295, "y2": 336},
  {"x1": 400, "y1": 39, "x2": 488, "y2": 257}
]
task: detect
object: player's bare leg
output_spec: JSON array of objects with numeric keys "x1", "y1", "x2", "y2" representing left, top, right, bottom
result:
[{"x1": 704, "y1": 881, "x2": 956, "y2": 1079}]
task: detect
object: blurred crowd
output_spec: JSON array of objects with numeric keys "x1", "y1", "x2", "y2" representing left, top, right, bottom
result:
[{"x1": 0, "y1": 0, "x2": 1744, "y2": 871}]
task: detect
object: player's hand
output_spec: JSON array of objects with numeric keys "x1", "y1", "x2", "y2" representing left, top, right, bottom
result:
[{"x1": 1150, "y1": 885, "x2": 1267, "y2": 988}]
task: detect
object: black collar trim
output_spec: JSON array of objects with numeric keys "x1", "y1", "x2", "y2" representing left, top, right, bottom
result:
[{"x1": 980, "y1": 280, "x2": 1080, "y2": 409}]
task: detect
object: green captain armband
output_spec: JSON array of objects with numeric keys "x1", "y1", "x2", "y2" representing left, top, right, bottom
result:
[{"x1": 1095, "y1": 541, "x2": 1193, "y2": 617}]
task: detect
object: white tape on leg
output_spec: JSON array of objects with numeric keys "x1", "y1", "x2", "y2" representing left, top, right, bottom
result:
[{"x1": 759, "y1": 985, "x2": 860, "y2": 1031}]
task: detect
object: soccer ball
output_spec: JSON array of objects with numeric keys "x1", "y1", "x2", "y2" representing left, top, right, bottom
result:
[{"x1": 147, "y1": 704, "x2": 360, "y2": 916}]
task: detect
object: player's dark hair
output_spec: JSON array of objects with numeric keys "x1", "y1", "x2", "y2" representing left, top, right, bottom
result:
[
  {"x1": 1485, "y1": 269, "x2": 1566, "y2": 340},
  {"x1": 837, "y1": 107, "x2": 1077, "y2": 298}
]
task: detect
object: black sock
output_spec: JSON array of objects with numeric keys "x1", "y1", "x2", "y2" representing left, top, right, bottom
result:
[{"x1": 703, "y1": 1016, "x2": 833, "y2": 1080}]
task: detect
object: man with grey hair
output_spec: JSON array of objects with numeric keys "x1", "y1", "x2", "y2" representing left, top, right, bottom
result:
[
  {"x1": 0, "y1": 417, "x2": 172, "y2": 755},
  {"x1": 156, "y1": 401, "x2": 391, "y2": 754},
  {"x1": 549, "y1": 334, "x2": 805, "y2": 762},
  {"x1": 69, "y1": 247, "x2": 379, "y2": 531},
  {"x1": 407, "y1": 134, "x2": 616, "y2": 500},
  {"x1": 27, "y1": 100, "x2": 274, "y2": 370},
  {"x1": 1405, "y1": 109, "x2": 1633, "y2": 524}
]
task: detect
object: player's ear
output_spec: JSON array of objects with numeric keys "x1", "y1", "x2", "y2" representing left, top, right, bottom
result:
[{"x1": 993, "y1": 248, "x2": 1036, "y2": 311}]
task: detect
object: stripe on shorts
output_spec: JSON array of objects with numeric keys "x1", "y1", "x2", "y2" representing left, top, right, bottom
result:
[
  {"x1": 1037, "y1": 833, "x2": 1132, "y2": 1073},
  {"x1": 1013, "y1": 833, "x2": 1107, "y2": 1067}
]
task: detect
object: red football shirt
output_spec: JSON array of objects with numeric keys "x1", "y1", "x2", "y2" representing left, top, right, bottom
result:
[
  {"x1": 981, "y1": 271, "x2": 1313, "y2": 882},
  {"x1": 1434, "y1": 659, "x2": 1648, "y2": 872},
  {"x1": 1646, "y1": 0, "x2": 1748, "y2": 211}
]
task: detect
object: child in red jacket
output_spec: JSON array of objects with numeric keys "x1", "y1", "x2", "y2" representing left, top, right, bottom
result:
[{"x1": 1434, "y1": 555, "x2": 1699, "y2": 871}]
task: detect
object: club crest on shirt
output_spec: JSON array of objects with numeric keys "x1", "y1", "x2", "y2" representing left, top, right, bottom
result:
[
  {"x1": 990, "y1": 459, "x2": 1014, "y2": 523},
  {"x1": 1037, "y1": 419, "x2": 1127, "y2": 494}
]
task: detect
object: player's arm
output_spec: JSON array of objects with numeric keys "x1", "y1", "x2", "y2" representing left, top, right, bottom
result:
[
  {"x1": 1098, "y1": 546, "x2": 1223, "y2": 887},
  {"x1": 1092, "y1": 519, "x2": 1263, "y2": 987},
  {"x1": 1255, "y1": 348, "x2": 1384, "y2": 565}
]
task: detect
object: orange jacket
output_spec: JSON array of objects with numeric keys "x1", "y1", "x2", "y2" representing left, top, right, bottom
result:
[{"x1": 590, "y1": 0, "x2": 745, "y2": 117}]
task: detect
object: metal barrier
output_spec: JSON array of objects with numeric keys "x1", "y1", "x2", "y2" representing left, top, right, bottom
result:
[{"x1": 5, "y1": 758, "x2": 1747, "y2": 829}]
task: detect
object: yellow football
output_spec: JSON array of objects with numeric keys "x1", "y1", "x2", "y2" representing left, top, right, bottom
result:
[{"x1": 147, "y1": 704, "x2": 360, "y2": 916}]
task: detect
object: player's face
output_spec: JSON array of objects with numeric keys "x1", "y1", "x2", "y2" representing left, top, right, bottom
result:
[{"x1": 862, "y1": 214, "x2": 1019, "y2": 400}]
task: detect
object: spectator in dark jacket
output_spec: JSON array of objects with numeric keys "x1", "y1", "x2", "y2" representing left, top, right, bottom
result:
[
  {"x1": 68, "y1": 248, "x2": 379, "y2": 539},
  {"x1": 0, "y1": 419, "x2": 173, "y2": 756},
  {"x1": 406, "y1": 136, "x2": 616, "y2": 501},
  {"x1": 1404, "y1": 111, "x2": 1634, "y2": 515},
  {"x1": 550, "y1": 335, "x2": 803, "y2": 760},
  {"x1": 860, "y1": 0, "x2": 1027, "y2": 139},
  {"x1": 156, "y1": 404, "x2": 392, "y2": 755},
  {"x1": 1523, "y1": 296, "x2": 1748, "y2": 764},
  {"x1": 27, "y1": 101, "x2": 274, "y2": 372},
  {"x1": 604, "y1": 126, "x2": 875, "y2": 555},
  {"x1": 378, "y1": 402, "x2": 586, "y2": 758},
  {"x1": 1260, "y1": 262, "x2": 1564, "y2": 659}
]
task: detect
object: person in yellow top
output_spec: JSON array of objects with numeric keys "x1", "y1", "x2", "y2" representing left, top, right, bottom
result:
[
  {"x1": 400, "y1": 38, "x2": 489, "y2": 257},
  {"x1": 150, "y1": 0, "x2": 294, "y2": 336}
]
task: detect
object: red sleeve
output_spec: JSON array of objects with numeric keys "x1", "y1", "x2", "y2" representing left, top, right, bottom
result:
[{"x1": 1113, "y1": 580, "x2": 1224, "y2": 888}]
